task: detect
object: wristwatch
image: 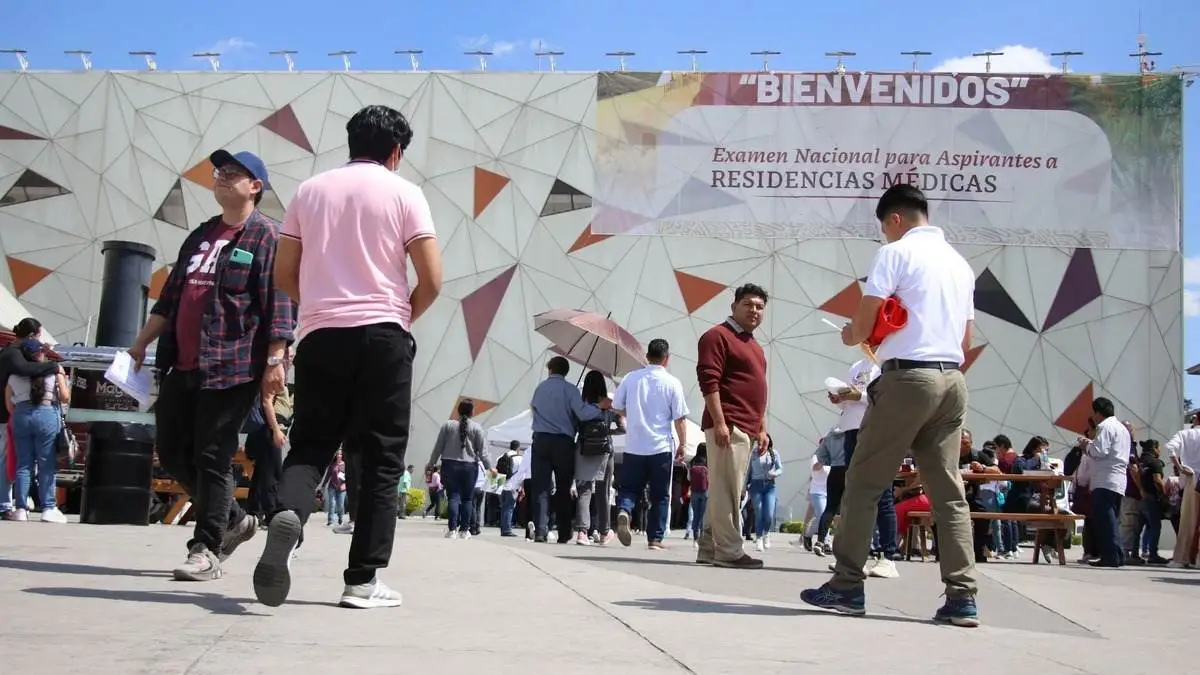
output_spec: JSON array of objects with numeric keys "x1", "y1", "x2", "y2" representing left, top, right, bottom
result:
[{"x1": 267, "y1": 355, "x2": 284, "y2": 367}]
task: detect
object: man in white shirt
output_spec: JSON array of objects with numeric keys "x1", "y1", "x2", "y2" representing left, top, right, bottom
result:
[
  {"x1": 612, "y1": 339, "x2": 689, "y2": 550},
  {"x1": 801, "y1": 184, "x2": 979, "y2": 627},
  {"x1": 1165, "y1": 420, "x2": 1200, "y2": 566},
  {"x1": 1074, "y1": 397, "x2": 1132, "y2": 568}
]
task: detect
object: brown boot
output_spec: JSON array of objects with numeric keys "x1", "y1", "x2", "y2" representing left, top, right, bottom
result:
[{"x1": 714, "y1": 554, "x2": 764, "y2": 569}]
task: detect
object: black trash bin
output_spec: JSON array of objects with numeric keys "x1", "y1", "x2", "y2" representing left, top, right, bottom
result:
[{"x1": 80, "y1": 421, "x2": 155, "y2": 525}]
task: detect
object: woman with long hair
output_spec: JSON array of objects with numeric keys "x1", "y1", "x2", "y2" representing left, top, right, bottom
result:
[
  {"x1": 4, "y1": 339, "x2": 70, "y2": 523},
  {"x1": 428, "y1": 398, "x2": 492, "y2": 539},
  {"x1": 573, "y1": 370, "x2": 623, "y2": 545},
  {"x1": 746, "y1": 433, "x2": 783, "y2": 551}
]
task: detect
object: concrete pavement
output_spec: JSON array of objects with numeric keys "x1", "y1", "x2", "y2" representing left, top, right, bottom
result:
[{"x1": 1, "y1": 516, "x2": 1196, "y2": 674}]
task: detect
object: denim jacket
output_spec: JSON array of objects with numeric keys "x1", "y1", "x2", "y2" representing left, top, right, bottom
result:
[{"x1": 747, "y1": 448, "x2": 783, "y2": 483}]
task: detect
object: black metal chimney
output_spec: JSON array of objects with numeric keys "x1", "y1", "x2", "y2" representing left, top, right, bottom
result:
[{"x1": 95, "y1": 240, "x2": 156, "y2": 348}]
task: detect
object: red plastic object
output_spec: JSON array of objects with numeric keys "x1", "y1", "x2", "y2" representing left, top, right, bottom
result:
[{"x1": 866, "y1": 296, "x2": 908, "y2": 348}]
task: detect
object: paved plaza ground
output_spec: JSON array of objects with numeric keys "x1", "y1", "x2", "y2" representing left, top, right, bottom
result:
[{"x1": 1, "y1": 516, "x2": 1195, "y2": 674}]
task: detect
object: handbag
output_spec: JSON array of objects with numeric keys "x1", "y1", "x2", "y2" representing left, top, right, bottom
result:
[{"x1": 54, "y1": 405, "x2": 78, "y2": 464}]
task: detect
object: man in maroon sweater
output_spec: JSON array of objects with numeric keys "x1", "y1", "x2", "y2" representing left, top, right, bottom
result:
[{"x1": 694, "y1": 283, "x2": 769, "y2": 569}]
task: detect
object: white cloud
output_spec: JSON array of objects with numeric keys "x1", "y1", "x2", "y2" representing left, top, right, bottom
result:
[
  {"x1": 931, "y1": 45, "x2": 1060, "y2": 74},
  {"x1": 457, "y1": 34, "x2": 521, "y2": 58},
  {"x1": 1184, "y1": 290, "x2": 1200, "y2": 318},
  {"x1": 200, "y1": 37, "x2": 256, "y2": 55},
  {"x1": 1184, "y1": 256, "x2": 1200, "y2": 286}
]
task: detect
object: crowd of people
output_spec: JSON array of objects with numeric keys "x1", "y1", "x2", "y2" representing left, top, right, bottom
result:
[{"x1": 5, "y1": 94, "x2": 1197, "y2": 634}]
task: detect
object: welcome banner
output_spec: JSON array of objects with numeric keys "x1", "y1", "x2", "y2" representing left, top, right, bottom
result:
[{"x1": 593, "y1": 72, "x2": 1182, "y2": 250}]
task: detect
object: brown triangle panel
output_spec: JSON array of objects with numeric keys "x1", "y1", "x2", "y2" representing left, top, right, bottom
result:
[
  {"x1": 568, "y1": 224, "x2": 611, "y2": 253},
  {"x1": 259, "y1": 104, "x2": 314, "y2": 154},
  {"x1": 674, "y1": 270, "x2": 727, "y2": 314},
  {"x1": 1054, "y1": 382, "x2": 1094, "y2": 436},
  {"x1": 0, "y1": 124, "x2": 43, "y2": 141},
  {"x1": 0, "y1": 169, "x2": 70, "y2": 206},
  {"x1": 818, "y1": 281, "x2": 863, "y2": 319},
  {"x1": 473, "y1": 166, "x2": 510, "y2": 219},
  {"x1": 6, "y1": 256, "x2": 53, "y2": 296},
  {"x1": 148, "y1": 266, "x2": 173, "y2": 301},
  {"x1": 449, "y1": 396, "x2": 497, "y2": 420},
  {"x1": 962, "y1": 344, "x2": 987, "y2": 373},
  {"x1": 462, "y1": 265, "x2": 518, "y2": 360}
]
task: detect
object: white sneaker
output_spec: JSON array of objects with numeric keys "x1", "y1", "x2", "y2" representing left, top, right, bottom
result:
[
  {"x1": 763, "y1": 534, "x2": 772, "y2": 550},
  {"x1": 460, "y1": 531, "x2": 471, "y2": 541},
  {"x1": 6, "y1": 508, "x2": 28, "y2": 521},
  {"x1": 829, "y1": 559, "x2": 875, "y2": 574},
  {"x1": 755, "y1": 539, "x2": 765, "y2": 552},
  {"x1": 868, "y1": 558, "x2": 899, "y2": 579},
  {"x1": 333, "y1": 521, "x2": 354, "y2": 534},
  {"x1": 575, "y1": 532, "x2": 591, "y2": 546},
  {"x1": 339, "y1": 578, "x2": 403, "y2": 609},
  {"x1": 40, "y1": 508, "x2": 67, "y2": 524},
  {"x1": 445, "y1": 530, "x2": 458, "y2": 540}
]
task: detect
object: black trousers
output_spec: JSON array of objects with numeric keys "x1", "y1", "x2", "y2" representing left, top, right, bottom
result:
[
  {"x1": 244, "y1": 426, "x2": 283, "y2": 518},
  {"x1": 817, "y1": 466, "x2": 848, "y2": 541},
  {"x1": 517, "y1": 478, "x2": 533, "y2": 535},
  {"x1": 276, "y1": 323, "x2": 415, "y2": 586},
  {"x1": 532, "y1": 432, "x2": 575, "y2": 542},
  {"x1": 155, "y1": 369, "x2": 258, "y2": 555},
  {"x1": 343, "y1": 443, "x2": 362, "y2": 521}
]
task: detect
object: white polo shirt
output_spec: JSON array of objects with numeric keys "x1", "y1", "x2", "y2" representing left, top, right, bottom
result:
[
  {"x1": 613, "y1": 364, "x2": 689, "y2": 456},
  {"x1": 1086, "y1": 416, "x2": 1131, "y2": 494},
  {"x1": 863, "y1": 225, "x2": 975, "y2": 364},
  {"x1": 840, "y1": 358, "x2": 880, "y2": 431}
]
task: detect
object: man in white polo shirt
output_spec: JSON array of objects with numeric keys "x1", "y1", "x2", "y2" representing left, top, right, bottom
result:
[
  {"x1": 254, "y1": 104, "x2": 443, "y2": 610},
  {"x1": 612, "y1": 338, "x2": 689, "y2": 550},
  {"x1": 801, "y1": 184, "x2": 980, "y2": 627}
]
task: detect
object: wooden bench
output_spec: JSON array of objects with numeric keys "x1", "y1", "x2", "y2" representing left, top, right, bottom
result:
[
  {"x1": 905, "y1": 511, "x2": 1083, "y2": 566},
  {"x1": 151, "y1": 450, "x2": 255, "y2": 525}
]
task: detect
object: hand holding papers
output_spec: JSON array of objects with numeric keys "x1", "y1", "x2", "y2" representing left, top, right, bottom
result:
[
  {"x1": 824, "y1": 377, "x2": 852, "y2": 395},
  {"x1": 105, "y1": 350, "x2": 152, "y2": 409}
]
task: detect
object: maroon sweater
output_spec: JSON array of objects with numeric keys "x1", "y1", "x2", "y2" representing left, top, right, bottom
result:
[{"x1": 696, "y1": 321, "x2": 768, "y2": 436}]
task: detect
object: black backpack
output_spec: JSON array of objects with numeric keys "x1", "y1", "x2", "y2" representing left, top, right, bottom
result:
[
  {"x1": 495, "y1": 452, "x2": 513, "y2": 477},
  {"x1": 577, "y1": 417, "x2": 611, "y2": 456}
]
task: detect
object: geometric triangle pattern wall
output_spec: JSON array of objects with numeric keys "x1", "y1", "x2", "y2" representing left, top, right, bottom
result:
[{"x1": 0, "y1": 71, "x2": 1184, "y2": 507}]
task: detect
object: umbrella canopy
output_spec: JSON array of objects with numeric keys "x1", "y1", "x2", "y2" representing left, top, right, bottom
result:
[{"x1": 533, "y1": 309, "x2": 647, "y2": 378}]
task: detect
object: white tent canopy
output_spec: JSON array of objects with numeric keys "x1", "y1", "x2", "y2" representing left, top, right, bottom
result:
[{"x1": 485, "y1": 409, "x2": 703, "y2": 460}]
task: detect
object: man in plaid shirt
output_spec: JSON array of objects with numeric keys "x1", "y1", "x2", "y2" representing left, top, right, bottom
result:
[{"x1": 129, "y1": 149, "x2": 295, "y2": 582}]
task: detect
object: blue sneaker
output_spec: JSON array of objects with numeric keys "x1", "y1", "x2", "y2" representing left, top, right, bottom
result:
[
  {"x1": 933, "y1": 595, "x2": 980, "y2": 627},
  {"x1": 799, "y1": 583, "x2": 866, "y2": 616}
]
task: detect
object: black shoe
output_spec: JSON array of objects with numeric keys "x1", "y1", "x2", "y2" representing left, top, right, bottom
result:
[
  {"x1": 1088, "y1": 559, "x2": 1122, "y2": 568},
  {"x1": 1147, "y1": 554, "x2": 1169, "y2": 565},
  {"x1": 1125, "y1": 554, "x2": 1146, "y2": 566}
]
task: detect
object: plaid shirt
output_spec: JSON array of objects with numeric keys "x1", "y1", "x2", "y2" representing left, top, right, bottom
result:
[{"x1": 151, "y1": 210, "x2": 295, "y2": 390}]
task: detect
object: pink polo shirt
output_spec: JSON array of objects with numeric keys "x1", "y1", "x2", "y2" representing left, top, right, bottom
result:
[{"x1": 281, "y1": 161, "x2": 436, "y2": 339}]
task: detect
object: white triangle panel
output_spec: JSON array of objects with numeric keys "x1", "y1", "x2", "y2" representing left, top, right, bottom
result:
[
  {"x1": 30, "y1": 73, "x2": 105, "y2": 106},
  {"x1": 27, "y1": 77, "x2": 76, "y2": 138},
  {"x1": 498, "y1": 126, "x2": 575, "y2": 178},
  {"x1": 1152, "y1": 253, "x2": 1182, "y2": 303},
  {"x1": 415, "y1": 309, "x2": 473, "y2": 398},
  {"x1": 639, "y1": 314, "x2": 700, "y2": 365},
  {"x1": 101, "y1": 85, "x2": 135, "y2": 170},
  {"x1": 472, "y1": 179, "x2": 521, "y2": 259},
  {"x1": 258, "y1": 73, "x2": 333, "y2": 109},
  {"x1": 1040, "y1": 339, "x2": 1094, "y2": 418},
  {"x1": 527, "y1": 76, "x2": 595, "y2": 125},
  {"x1": 588, "y1": 237, "x2": 651, "y2": 327},
  {"x1": 780, "y1": 239, "x2": 855, "y2": 277},
  {"x1": 347, "y1": 73, "x2": 429, "y2": 104},
  {"x1": 487, "y1": 278, "x2": 535, "y2": 363},
  {"x1": 500, "y1": 105, "x2": 579, "y2": 157},
  {"x1": 1104, "y1": 312, "x2": 1152, "y2": 422},
  {"x1": 1086, "y1": 309, "x2": 1147, "y2": 381},
  {"x1": 486, "y1": 337, "x2": 534, "y2": 400},
  {"x1": 443, "y1": 77, "x2": 522, "y2": 132},
  {"x1": 477, "y1": 107, "x2": 521, "y2": 158},
  {"x1": 1103, "y1": 250, "x2": 1151, "y2": 305},
  {"x1": 194, "y1": 74, "x2": 274, "y2": 110},
  {"x1": 520, "y1": 223, "x2": 587, "y2": 290},
  {"x1": 1, "y1": 77, "x2": 48, "y2": 137},
  {"x1": 462, "y1": 342, "x2": 502, "y2": 403},
  {"x1": 196, "y1": 102, "x2": 274, "y2": 166},
  {"x1": 0, "y1": 190, "x2": 90, "y2": 241},
  {"x1": 1016, "y1": 342, "x2": 1054, "y2": 417},
  {"x1": 113, "y1": 74, "x2": 184, "y2": 110},
  {"x1": 409, "y1": 294, "x2": 463, "y2": 392},
  {"x1": 453, "y1": 73, "x2": 542, "y2": 107},
  {"x1": 413, "y1": 364, "x2": 472, "y2": 427}
]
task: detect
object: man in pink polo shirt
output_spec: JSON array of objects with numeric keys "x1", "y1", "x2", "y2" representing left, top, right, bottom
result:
[{"x1": 253, "y1": 105, "x2": 443, "y2": 610}]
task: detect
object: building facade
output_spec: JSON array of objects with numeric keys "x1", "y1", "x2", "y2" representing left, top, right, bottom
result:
[{"x1": 0, "y1": 71, "x2": 1183, "y2": 510}]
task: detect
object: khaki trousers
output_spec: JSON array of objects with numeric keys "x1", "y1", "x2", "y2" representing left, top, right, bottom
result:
[
  {"x1": 830, "y1": 367, "x2": 978, "y2": 597},
  {"x1": 697, "y1": 425, "x2": 753, "y2": 562},
  {"x1": 1172, "y1": 473, "x2": 1198, "y2": 564}
]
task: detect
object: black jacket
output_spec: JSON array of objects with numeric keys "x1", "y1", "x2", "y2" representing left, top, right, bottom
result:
[{"x1": 0, "y1": 343, "x2": 59, "y2": 424}]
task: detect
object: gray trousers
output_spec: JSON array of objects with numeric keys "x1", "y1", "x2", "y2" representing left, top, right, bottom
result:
[{"x1": 574, "y1": 455, "x2": 615, "y2": 533}]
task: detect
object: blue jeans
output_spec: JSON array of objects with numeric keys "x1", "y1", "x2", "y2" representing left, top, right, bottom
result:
[
  {"x1": 1000, "y1": 520, "x2": 1019, "y2": 553},
  {"x1": 1140, "y1": 497, "x2": 1163, "y2": 555},
  {"x1": 617, "y1": 452, "x2": 671, "y2": 542},
  {"x1": 690, "y1": 491, "x2": 708, "y2": 538},
  {"x1": 326, "y1": 488, "x2": 346, "y2": 523},
  {"x1": 442, "y1": 460, "x2": 478, "y2": 533},
  {"x1": 748, "y1": 479, "x2": 777, "y2": 538},
  {"x1": 500, "y1": 490, "x2": 517, "y2": 534},
  {"x1": 0, "y1": 423, "x2": 12, "y2": 512},
  {"x1": 13, "y1": 403, "x2": 59, "y2": 511},
  {"x1": 1091, "y1": 488, "x2": 1124, "y2": 565}
]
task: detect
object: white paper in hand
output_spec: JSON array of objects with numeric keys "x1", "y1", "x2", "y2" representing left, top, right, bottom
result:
[
  {"x1": 104, "y1": 350, "x2": 152, "y2": 408},
  {"x1": 824, "y1": 377, "x2": 850, "y2": 394}
]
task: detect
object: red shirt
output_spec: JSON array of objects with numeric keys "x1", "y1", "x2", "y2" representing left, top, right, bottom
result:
[
  {"x1": 696, "y1": 320, "x2": 768, "y2": 436},
  {"x1": 173, "y1": 223, "x2": 236, "y2": 371}
]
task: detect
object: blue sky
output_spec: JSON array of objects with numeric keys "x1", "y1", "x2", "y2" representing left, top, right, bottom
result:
[{"x1": 4, "y1": 0, "x2": 1199, "y2": 393}]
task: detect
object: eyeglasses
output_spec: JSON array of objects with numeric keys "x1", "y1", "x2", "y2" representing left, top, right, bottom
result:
[{"x1": 212, "y1": 166, "x2": 251, "y2": 182}]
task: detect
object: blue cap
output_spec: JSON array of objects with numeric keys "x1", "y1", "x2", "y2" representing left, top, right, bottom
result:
[
  {"x1": 18, "y1": 338, "x2": 45, "y2": 356},
  {"x1": 210, "y1": 149, "x2": 271, "y2": 189}
]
